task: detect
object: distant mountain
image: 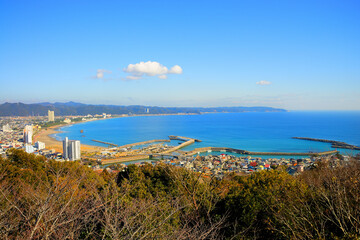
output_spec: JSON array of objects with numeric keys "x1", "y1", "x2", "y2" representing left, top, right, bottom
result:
[
  {"x1": 0, "y1": 102, "x2": 287, "y2": 116},
  {"x1": 38, "y1": 101, "x2": 87, "y2": 107}
]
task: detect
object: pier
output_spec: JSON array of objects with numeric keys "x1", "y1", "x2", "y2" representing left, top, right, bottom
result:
[
  {"x1": 293, "y1": 137, "x2": 360, "y2": 150},
  {"x1": 117, "y1": 139, "x2": 170, "y2": 149},
  {"x1": 161, "y1": 138, "x2": 195, "y2": 154},
  {"x1": 91, "y1": 139, "x2": 118, "y2": 147},
  {"x1": 169, "y1": 135, "x2": 202, "y2": 142},
  {"x1": 100, "y1": 136, "x2": 199, "y2": 164}
]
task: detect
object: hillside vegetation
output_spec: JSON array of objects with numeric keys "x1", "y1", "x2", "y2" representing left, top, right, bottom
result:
[{"x1": 0, "y1": 149, "x2": 359, "y2": 239}]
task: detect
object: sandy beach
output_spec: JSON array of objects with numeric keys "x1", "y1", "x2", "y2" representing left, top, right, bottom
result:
[
  {"x1": 33, "y1": 124, "x2": 103, "y2": 153},
  {"x1": 32, "y1": 113, "x2": 201, "y2": 154}
]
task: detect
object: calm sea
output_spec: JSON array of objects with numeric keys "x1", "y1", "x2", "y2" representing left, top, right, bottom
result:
[{"x1": 53, "y1": 111, "x2": 360, "y2": 155}]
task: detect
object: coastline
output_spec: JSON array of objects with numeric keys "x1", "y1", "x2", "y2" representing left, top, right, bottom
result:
[
  {"x1": 33, "y1": 113, "x2": 203, "y2": 152},
  {"x1": 33, "y1": 122, "x2": 103, "y2": 153},
  {"x1": 34, "y1": 112, "x2": 360, "y2": 156}
]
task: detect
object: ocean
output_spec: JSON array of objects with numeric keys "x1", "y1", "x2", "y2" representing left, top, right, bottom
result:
[{"x1": 53, "y1": 111, "x2": 360, "y2": 156}]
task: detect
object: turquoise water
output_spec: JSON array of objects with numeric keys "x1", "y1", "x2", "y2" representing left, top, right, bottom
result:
[{"x1": 53, "y1": 112, "x2": 360, "y2": 155}]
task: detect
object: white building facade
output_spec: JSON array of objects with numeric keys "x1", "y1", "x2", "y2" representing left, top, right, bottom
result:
[
  {"x1": 63, "y1": 137, "x2": 81, "y2": 160},
  {"x1": 48, "y1": 110, "x2": 55, "y2": 122},
  {"x1": 25, "y1": 144, "x2": 34, "y2": 153},
  {"x1": 63, "y1": 118, "x2": 71, "y2": 123},
  {"x1": 2, "y1": 124, "x2": 12, "y2": 132},
  {"x1": 23, "y1": 125, "x2": 33, "y2": 144},
  {"x1": 35, "y1": 141, "x2": 45, "y2": 150}
]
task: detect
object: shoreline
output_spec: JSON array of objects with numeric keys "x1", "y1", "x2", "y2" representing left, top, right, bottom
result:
[
  {"x1": 35, "y1": 113, "x2": 360, "y2": 156},
  {"x1": 34, "y1": 113, "x2": 204, "y2": 152},
  {"x1": 34, "y1": 122, "x2": 104, "y2": 153}
]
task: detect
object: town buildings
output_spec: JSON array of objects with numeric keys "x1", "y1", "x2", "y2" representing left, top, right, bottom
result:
[
  {"x1": 2, "y1": 124, "x2": 12, "y2": 132},
  {"x1": 63, "y1": 118, "x2": 71, "y2": 123},
  {"x1": 35, "y1": 141, "x2": 45, "y2": 150},
  {"x1": 63, "y1": 137, "x2": 81, "y2": 160},
  {"x1": 25, "y1": 144, "x2": 34, "y2": 153},
  {"x1": 48, "y1": 110, "x2": 55, "y2": 122},
  {"x1": 23, "y1": 125, "x2": 33, "y2": 144}
]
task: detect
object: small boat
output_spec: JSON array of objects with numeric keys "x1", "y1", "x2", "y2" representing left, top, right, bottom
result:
[{"x1": 80, "y1": 129, "x2": 84, "y2": 133}]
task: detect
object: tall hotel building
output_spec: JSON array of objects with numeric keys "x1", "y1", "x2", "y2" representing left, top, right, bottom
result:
[
  {"x1": 63, "y1": 137, "x2": 81, "y2": 161},
  {"x1": 48, "y1": 110, "x2": 55, "y2": 122},
  {"x1": 23, "y1": 125, "x2": 33, "y2": 144}
]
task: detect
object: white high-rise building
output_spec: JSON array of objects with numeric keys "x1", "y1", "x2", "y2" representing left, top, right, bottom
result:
[
  {"x1": 25, "y1": 144, "x2": 34, "y2": 153},
  {"x1": 23, "y1": 125, "x2": 33, "y2": 144},
  {"x1": 63, "y1": 137, "x2": 68, "y2": 159},
  {"x1": 35, "y1": 141, "x2": 45, "y2": 150},
  {"x1": 48, "y1": 110, "x2": 55, "y2": 122},
  {"x1": 62, "y1": 137, "x2": 81, "y2": 160}
]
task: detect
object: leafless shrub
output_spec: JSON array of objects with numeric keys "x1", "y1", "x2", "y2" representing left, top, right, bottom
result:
[
  {"x1": 96, "y1": 167, "x2": 226, "y2": 240},
  {"x1": 271, "y1": 160, "x2": 360, "y2": 239},
  {"x1": 0, "y1": 164, "x2": 100, "y2": 239}
]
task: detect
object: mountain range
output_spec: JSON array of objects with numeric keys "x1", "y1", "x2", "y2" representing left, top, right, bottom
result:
[{"x1": 0, "y1": 102, "x2": 287, "y2": 116}]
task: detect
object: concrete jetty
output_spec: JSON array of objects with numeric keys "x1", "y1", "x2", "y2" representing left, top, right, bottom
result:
[
  {"x1": 169, "y1": 135, "x2": 202, "y2": 142},
  {"x1": 100, "y1": 136, "x2": 199, "y2": 164},
  {"x1": 161, "y1": 139, "x2": 195, "y2": 154},
  {"x1": 91, "y1": 139, "x2": 118, "y2": 147},
  {"x1": 117, "y1": 139, "x2": 170, "y2": 149},
  {"x1": 293, "y1": 137, "x2": 360, "y2": 150}
]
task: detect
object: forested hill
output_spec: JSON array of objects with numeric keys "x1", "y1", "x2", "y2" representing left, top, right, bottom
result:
[
  {"x1": 0, "y1": 102, "x2": 287, "y2": 116},
  {"x1": 1, "y1": 149, "x2": 359, "y2": 239}
]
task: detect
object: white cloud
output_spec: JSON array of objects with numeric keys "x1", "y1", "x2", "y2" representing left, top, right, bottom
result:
[
  {"x1": 125, "y1": 75, "x2": 142, "y2": 80},
  {"x1": 169, "y1": 65, "x2": 183, "y2": 74},
  {"x1": 256, "y1": 80, "x2": 271, "y2": 85},
  {"x1": 158, "y1": 74, "x2": 168, "y2": 79},
  {"x1": 123, "y1": 61, "x2": 183, "y2": 80},
  {"x1": 94, "y1": 69, "x2": 111, "y2": 79}
]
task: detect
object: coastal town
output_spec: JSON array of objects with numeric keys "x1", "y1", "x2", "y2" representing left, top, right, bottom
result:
[
  {"x1": 0, "y1": 110, "x2": 356, "y2": 178},
  {"x1": 0, "y1": 110, "x2": 112, "y2": 159}
]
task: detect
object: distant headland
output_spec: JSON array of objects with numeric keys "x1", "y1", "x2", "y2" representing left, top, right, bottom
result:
[{"x1": 0, "y1": 102, "x2": 287, "y2": 116}]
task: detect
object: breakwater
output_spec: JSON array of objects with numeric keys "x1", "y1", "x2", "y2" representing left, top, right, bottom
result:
[
  {"x1": 97, "y1": 136, "x2": 342, "y2": 165},
  {"x1": 117, "y1": 139, "x2": 170, "y2": 149},
  {"x1": 100, "y1": 136, "x2": 198, "y2": 164},
  {"x1": 161, "y1": 139, "x2": 195, "y2": 154},
  {"x1": 91, "y1": 139, "x2": 118, "y2": 147},
  {"x1": 169, "y1": 135, "x2": 202, "y2": 142},
  {"x1": 293, "y1": 137, "x2": 360, "y2": 150},
  {"x1": 185, "y1": 147, "x2": 338, "y2": 156}
]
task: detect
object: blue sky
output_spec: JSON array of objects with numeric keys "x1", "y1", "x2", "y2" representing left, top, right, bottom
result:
[{"x1": 0, "y1": 0, "x2": 359, "y2": 110}]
